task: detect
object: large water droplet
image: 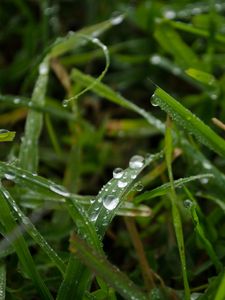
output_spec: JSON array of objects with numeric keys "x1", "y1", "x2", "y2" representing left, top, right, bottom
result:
[
  {"x1": 49, "y1": 184, "x2": 70, "y2": 197},
  {"x1": 129, "y1": 155, "x2": 144, "y2": 169},
  {"x1": 183, "y1": 199, "x2": 193, "y2": 208},
  {"x1": 113, "y1": 168, "x2": 124, "y2": 179},
  {"x1": 103, "y1": 195, "x2": 119, "y2": 210},
  {"x1": 150, "y1": 55, "x2": 161, "y2": 65},
  {"x1": 117, "y1": 180, "x2": 128, "y2": 188},
  {"x1": 111, "y1": 14, "x2": 124, "y2": 25},
  {"x1": 150, "y1": 94, "x2": 159, "y2": 107}
]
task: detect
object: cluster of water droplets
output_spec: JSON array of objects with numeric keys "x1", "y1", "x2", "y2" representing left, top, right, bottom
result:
[{"x1": 183, "y1": 199, "x2": 193, "y2": 209}]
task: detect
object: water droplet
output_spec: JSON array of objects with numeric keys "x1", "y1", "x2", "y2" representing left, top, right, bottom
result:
[
  {"x1": 90, "y1": 212, "x2": 98, "y2": 222},
  {"x1": 134, "y1": 182, "x2": 144, "y2": 192},
  {"x1": 203, "y1": 161, "x2": 212, "y2": 170},
  {"x1": 98, "y1": 198, "x2": 102, "y2": 203},
  {"x1": 150, "y1": 94, "x2": 159, "y2": 107},
  {"x1": 49, "y1": 184, "x2": 70, "y2": 197},
  {"x1": 111, "y1": 14, "x2": 124, "y2": 25},
  {"x1": 113, "y1": 168, "x2": 124, "y2": 179},
  {"x1": 129, "y1": 155, "x2": 144, "y2": 169},
  {"x1": 183, "y1": 199, "x2": 193, "y2": 208},
  {"x1": 200, "y1": 178, "x2": 209, "y2": 185},
  {"x1": 62, "y1": 99, "x2": 69, "y2": 107},
  {"x1": 39, "y1": 63, "x2": 48, "y2": 75},
  {"x1": 131, "y1": 173, "x2": 137, "y2": 179},
  {"x1": 164, "y1": 10, "x2": 176, "y2": 19},
  {"x1": 117, "y1": 180, "x2": 128, "y2": 188},
  {"x1": 4, "y1": 172, "x2": 16, "y2": 181},
  {"x1": 103, "y1": 195, "x2": 119, "y2": 210},
  {"x1": 150, "y1": 55, "x2": 161, "y2": 65},
  {"x1": 0, "y1": 129, "x2": 9, "y2": 134},
  {"x1": 13, "y1": 98, "x2": 21, "y2": 104},
  {"x1": 90, "y1": 199, "x2": 95, "y2": 204}
]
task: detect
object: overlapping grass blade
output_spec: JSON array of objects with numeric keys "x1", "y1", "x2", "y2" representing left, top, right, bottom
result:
[
  {"x1": 184, "y1": 188, "x2": 222, "y2": 273},
  {"x1": 134, "y1": 173, "x2": 213, "y2": 204},
  {"x1": 0, "y1": 186, "x2": 53, "y2": 299},
  {"x1": 70, "y1": 233, "x2": 148, "y2": 300},
  {"x1": 0, "y1": 263, "x2": 6, "y2": 300},
  {"x1": 165, "y1": 118, "x2": 190, "y2": 300},
  {"x1": 153, "y1": 87, "x2": 225, "y2": 158},
  {"x1": 0, "y1": 185, "x2": 65, "y2": 275}
]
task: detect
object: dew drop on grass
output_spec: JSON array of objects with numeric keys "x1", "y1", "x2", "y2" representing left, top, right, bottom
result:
[
  {"x1": 134, "y1": 182, "x2": 144, "y2": 192},
  {"x1": 90, "y1": 212, "x2": 98, "y2": 222},
  {"x1": 111, "y1": 14, "x2": 124, "y2": 25},
  {"x1": 0, "y1": 129, "x2": 9, "y2": 134},
  {"x1": 39, "y1": 63, "x2": 48, "y2": 75},
  {"x1": 150, "y1": 55, "x2": 161, "y2": 65},
  {"x1": 103, "y1": 195, "x2": 119, "y2": 210},
  {"x1": 129, "y1": 155, "x2": 144, "y2": 169},
  {"x1": 164, "y1": 10, "x2": 176, "y2": 19},
  {"x1": 98, "y1": 198, "x2": 102, "y2": 203},
  {"x1": 4, "y1": 172, "x2": 16, "y2": 181},
  {"x1": 90, "y1": 199, "x2": 95, "y2": 204},
  {"x1": 49, "y1": 184, "x2": 70, "y2": 197},
  {"x1": 183, "y1": 199, "x2": 193, "y2": 208},
  {"x1": 62, "y1": 99, "x2": 69, "y2": 107},
  {"x1": 13, "y1": 98, "x2": 21, "y2": 104},
  {"x1": 131, "y1": 173, "x2": 137, "y2": 179},
  {"x1": 117, "y1": 180, "x2": 128, "y2": 188},
  {"x1": 203, "y1": 161, "x2": 212, "y2": 170},
  {"x1": 150, "y1": 94, "x2": 159, "y2": 107},
  {"x1": 200, "y1": 178, "x2": 209, "y2": 184},
  {"x1": 113, "y1": 168, "x2": 124, "y2": 179}
]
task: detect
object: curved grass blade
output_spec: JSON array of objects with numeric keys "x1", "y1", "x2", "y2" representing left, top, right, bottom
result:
[
  {"x1": 165, "y1": 118, "x2": 190, "y2": 300},
  {"x1": 19, "y1": 55, "x2": 50, "y2": 172},
  {"x1": 0, "y1": 185, "x2": 65, "y2": 275},
  {"x1": 215, "y1": 272, "x2": 225, "y2": 300},
  {"x1": 134, "y1": 173, "x2": 214, "y2": 204},
  {"x1": 153, "y1": 87, "x2": 225, "y2": 158},
  {"x1": 0, "y1": 185, "x2": 53, "y2": 300},
  {"x1": 0, "y1": 130, "x2": 16, "y2": 142},
  {"x1": 0, "y1": 263, "x2": 6, "y2": 300},
  {"x1": 70, "y1": 233, "x2": 148, "y2": 300},
  {"x1": 184, "y1": 188, "x2": 222, "y2": 273}
]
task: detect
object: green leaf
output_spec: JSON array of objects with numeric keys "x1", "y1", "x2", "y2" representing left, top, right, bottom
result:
[
  {"x1": 185, "y1": 68, "x2": 217, "y2": 86},
  {"x1": 0, "y1": 130, "x2": 16, "y2": 142},
  {"x1": 153, "y1": 87, "x2": 225, "y2": 158},
  {"x1": 70, "y1": 233, "x2": 148, "y2": 300}
]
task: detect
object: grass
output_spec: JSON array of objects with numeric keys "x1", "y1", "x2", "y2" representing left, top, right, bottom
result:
[{"x1": 0, "y1": 1, "x2": 225, "y2": 299}]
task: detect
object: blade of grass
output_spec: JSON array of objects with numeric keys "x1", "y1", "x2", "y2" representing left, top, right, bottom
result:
[
  {"x1": 165, "y1": 117, "x2": 190, "y2": 300},
  {"x1": 0, "y1": 185, "x2": 65, "y2": 275},
  {"x1": 0, "y1": 185, "x2": 53, "y2": 299},
  {"x1": 184, "y1": 187, "x2": 222, "y2": 273},
  {"x1": 18, "y1": 55, "x2": 50, "y2": 172},
  {"x1": 134, "y1": 173, "x2": 214, "y2": 204},
  {"x1": 70, "y1": 232, "x2": 148, "y2": 300},
  {"x1": 153, "y1": 87, "x2": 225, "y2": 158},
  {"x1": 0, "y1": 263, "x2": 6, "y2": 300},
  {"x1": 215, "y1": 272, "x2": 225, "y2": 300}
]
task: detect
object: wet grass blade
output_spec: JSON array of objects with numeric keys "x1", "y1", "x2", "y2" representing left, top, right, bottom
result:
[
  {"x1": 153, "y1": 87, "x2": 225, "y2": 158},
  {"x1": 134, "y1": 173, "x2": 214, "y2": 204},
  {"x1": 0, "y1": 186, "x2": 53, "y2": 299},
  {"x1": 184, "y1": 188, "x2": 222, "y2": 273},
  {"x1": 70, "y1": 233, "x2": 148, "y2": 300},
  {"x1": 0, "y1": 185, "x2": 65, "y2": 275},
  {"x1": 18, "y1": 56, "x2": 50, "y2": 172},
  {"x1": 165, "y1": 118, "x2": 190, "y2": 300},
  {"x1": 0, "y1": 263, "x2": 6, "y2": 300}
]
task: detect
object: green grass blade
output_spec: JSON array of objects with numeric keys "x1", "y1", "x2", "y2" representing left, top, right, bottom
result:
[
  {"x1": 165, "y1": 118, "x2": 190, "y2": 300},
  {"x1": 18, "y1": 56, "x2": 50, "y2": 172},
  {"x1": 71, "y1": 68, "x2": 165, "y2": 132},
  {"x1": 185, "y1": 68, "x2": 217, "y2": 86},
  {"x1": 0, "y1": 186, "x2": 53, "y2": 300},
  {"x1": 184, "y1": 188, "x2": 222, "y2": 273},
  {"x1": 215, "y1": 272, "x2": 225, "y2": 300},
  {"x1": 153, "y1": 87, "x2": 225, "y2": 158},
  {"x1": 0, "y1": 263, "x2": 6, "y2": 300},
  {"x1": 0, "y1": 130, "x2": 16, "y2": 142},
  {"x1": 154, "y1": 21, "x2": 202, "y2": 69},
  {"x1": 0, "y1": 185, "x2": 65, "y2": 275},
  {"x1": 70, "y1": 233, "x2": 148, "y2": 300},
  {"x1": 134, "y1": 173, "x2": 213, "y2": 204}
]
